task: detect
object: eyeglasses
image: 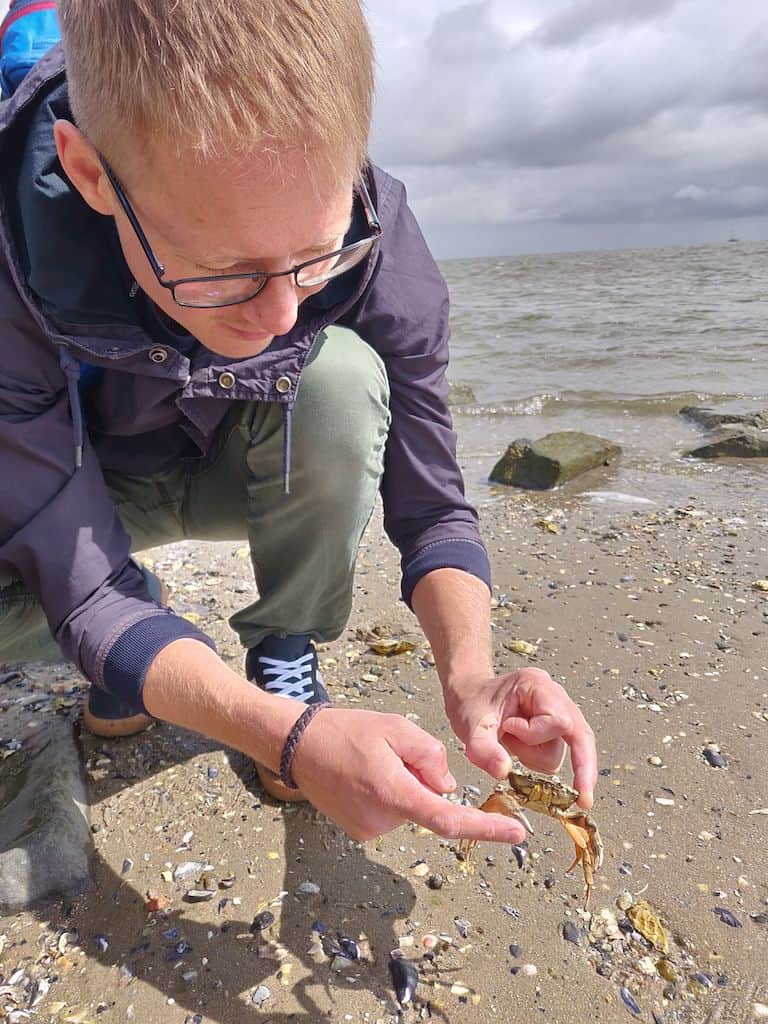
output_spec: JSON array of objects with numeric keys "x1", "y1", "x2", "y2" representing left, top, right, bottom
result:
[{"x1": 100, "y1": 157, "x2": 382, "y2": 309}]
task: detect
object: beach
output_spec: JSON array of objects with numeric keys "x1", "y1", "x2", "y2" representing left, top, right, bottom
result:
[{"x1": 1, "y1": 476, "x2": 767, "y2": 1023}]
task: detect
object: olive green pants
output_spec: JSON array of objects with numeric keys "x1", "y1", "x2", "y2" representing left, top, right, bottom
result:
[{"x1": 0, "y1": 327, "x2": 390, "y2": 667}]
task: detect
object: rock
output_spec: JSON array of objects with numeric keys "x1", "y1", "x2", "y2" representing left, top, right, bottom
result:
[
  {"x1": 446, "y1": 381, "x2": 477, "y2": 406},
  {"x1": 0, "y1": 719, "x2": 91, "y2": 911},
  {"x1": 490, "y1": 432, "x2": 621, "y2": 489},
  {"x1": 680, "y1": 405, "x2": 768, "y2": 431},
  {"x1": 684, "y1": 427, "x2": 768, "y2": 460}
]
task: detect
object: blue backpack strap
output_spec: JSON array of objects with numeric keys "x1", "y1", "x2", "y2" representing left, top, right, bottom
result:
[{"x1": 0, "y1": 0, "x2": 60, "y2": 100}]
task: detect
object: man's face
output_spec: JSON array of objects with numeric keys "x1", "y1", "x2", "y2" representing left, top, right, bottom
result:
[{"x1": 109, "y1": 147, "x2": 355, "y2": 358}]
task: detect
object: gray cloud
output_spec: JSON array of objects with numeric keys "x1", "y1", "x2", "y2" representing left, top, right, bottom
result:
[{"x1": 367, "y1": 0, "x2": 768, "y2": 255}]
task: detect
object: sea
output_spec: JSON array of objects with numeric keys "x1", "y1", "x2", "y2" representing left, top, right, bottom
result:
[{"x1": 440, "y1": 241, "x2": 768, "y2": 516}]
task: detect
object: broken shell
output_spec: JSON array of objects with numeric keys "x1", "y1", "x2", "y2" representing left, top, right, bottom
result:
[
  {"x1": 620, "y1": 987, "x2": 642, "y2": 1016},
  {"x1": 184, "y1": 889, "x2": 216, "y2": 902},
  {"x1": 702, "y1": 746, "x2": 728, "y2": 769},
  {"x1": 389, "y1": 954, "x2": 418, "y2": 1006},
  {"x1": 250, "y1": 911, "x2": 275, "y2": 934},
  {"x1": 562, "y1": 921, "x2": 581, "y2": 945},
  {"x1": 627, "y1": 900, "x2": 669, "y2": 954},
  {"x1": 712, "y1": 906, "x2": 742, "y2": 928}
]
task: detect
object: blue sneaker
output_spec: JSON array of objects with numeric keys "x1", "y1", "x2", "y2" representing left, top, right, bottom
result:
[
  {"x1": 245, "y1": 634, "x2": 330, "y2": 801},
  {"x1": 245, "y1": 634, "x2": 330, "y2": 705}
]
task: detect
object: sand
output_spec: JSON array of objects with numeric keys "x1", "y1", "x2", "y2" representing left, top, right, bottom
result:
[{"x1": 1, "y1": 489, "x2": 767, "y2": 1024}]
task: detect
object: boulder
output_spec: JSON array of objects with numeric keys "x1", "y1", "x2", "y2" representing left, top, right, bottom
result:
[
  {"x1": 680, "y1": 405, "x2": 768, "y2": 431},
  {"x1": 684, "y1": 427, "x2": 768, "y2": 460},
  {"x1": 490, "y1": 431, "x2": 622, "y2": 490},
  {"x1": 0, "y1": 718, "x2": 91, "y2": 912},
  {"x1": 446, "y1": 381, "x2": 477, "y2": 406}
]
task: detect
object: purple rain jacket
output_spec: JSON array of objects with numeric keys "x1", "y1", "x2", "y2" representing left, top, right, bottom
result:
[{"x1": 0, "y1": 46, "x2": 491, "y2": 711}]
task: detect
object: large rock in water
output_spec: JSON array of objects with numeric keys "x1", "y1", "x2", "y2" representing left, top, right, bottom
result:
[
  {"x1": 490, "y1": 431, "x2": 622, "y2": 489},
  {"x1": 446, "y1": 381, "x2": 477, "y2": 406},
  {"x1": 0, "y1": 718, "x2": 91, "y2": 912},
  {"x1": 684, "y1": 427, "x2": 768, "y2": 460},
  {"x1": 680, "y1": 405, "x2": 768, "y2": 431}
]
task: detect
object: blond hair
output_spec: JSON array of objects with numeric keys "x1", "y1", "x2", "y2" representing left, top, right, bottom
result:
[{"x1": 58, "y1": 0, "x2": 374, "y2": 177}]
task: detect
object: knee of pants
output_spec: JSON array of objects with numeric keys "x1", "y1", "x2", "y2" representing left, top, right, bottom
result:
[{"x1": 291, "y1": 327, "x2": 391, "y2": 487}]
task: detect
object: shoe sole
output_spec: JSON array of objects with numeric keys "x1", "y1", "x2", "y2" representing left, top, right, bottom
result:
[{"x1": 255, "y1": 762, "x2": 308, "y2": 803}]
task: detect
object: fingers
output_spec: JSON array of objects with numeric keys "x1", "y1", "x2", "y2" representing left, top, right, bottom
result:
[
  {"x1": 394, "y1": 769, "x2": 528, "y2": 844},
  {"x1": 391, "y1": 717, "x2": 456, "y2": 794},
  {"x1": 463, "y1": 713, "x2": 513, "y2": 780},
  {"x1": 568, "y1": 722, "x2": 598, "y2": 808},
  {"x1": 502, "y1": 735, "x2": 567, "y2": 776}
]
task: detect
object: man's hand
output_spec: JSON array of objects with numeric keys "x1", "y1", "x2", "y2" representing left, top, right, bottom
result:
[
  {"x1": 445, "y1": 667, "x2": 597, "y2": 809},
  {"x1": 290, "y1": 707, "x2": 530, "y2": 844}
]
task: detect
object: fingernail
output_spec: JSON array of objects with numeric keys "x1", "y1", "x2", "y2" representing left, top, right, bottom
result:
[{"x1": 445, "y1": 773, "x2": 457, "y2": 790}]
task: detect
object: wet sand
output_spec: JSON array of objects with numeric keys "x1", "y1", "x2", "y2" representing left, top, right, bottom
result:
[{"x1": 1, "y1": 488, "x2": 767, "y2": 1023}]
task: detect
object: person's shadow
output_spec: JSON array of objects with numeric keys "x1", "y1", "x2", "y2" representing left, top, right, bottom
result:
[{"x1": 26, "y1": 718, "x2": 419, "y2": 1023}]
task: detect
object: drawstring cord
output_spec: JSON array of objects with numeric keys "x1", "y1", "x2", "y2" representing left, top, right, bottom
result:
[
  {"x1": 57, "y1": 346, "x2": 84, "y2": 469},
  {"x1": 282, "y1": 405, "x2": 293, "y2": 495}
]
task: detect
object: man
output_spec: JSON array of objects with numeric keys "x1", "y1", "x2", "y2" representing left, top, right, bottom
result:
[{"x1": 0, "y1": 0, "x2": 596, "y2": 844}]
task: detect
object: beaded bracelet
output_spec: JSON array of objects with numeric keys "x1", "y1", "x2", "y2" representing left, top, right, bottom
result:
[{"x1": 279, "y1": 702, "x2": 330, "y2": 789}]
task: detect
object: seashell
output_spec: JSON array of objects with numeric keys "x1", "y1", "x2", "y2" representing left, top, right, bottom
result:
[
  {"x1": 336, "y1": 933, "x2": 361, "y2": 960},
  {"x1": 426, "y1": 874, "x2": 444, "y2": 890},
  {"x1": 184, "y1": 889, "x2": 216, "y2": 902},
  {"x1": 511, "y1": 844, "x2": 527, "y2": 869},
  {"x1": 453, "y1": 917, "x2": 471, "y2": 938},
  {"x1": 712, "y1": 906, "x2": 742, "y2": 928},
  {"x1": 93, "y1": 934, "x2": 110, "y2": 953},
  {"x1": 702, "y1": 746, "x2": 727, "y2": 769},
  {"x1": 296, "y1": 881, "x2": 321, "y2": 896},
  {"x1": 656, "y1": 959, "x2": 678, "y2": 983},
  {"x1": 627, "y1": 900, "x2": 669, "y2": 953},
  {"x1": 620, "y1": 987, "x2": 642, "y2": 1015},
  {"x1": 331, "y1": 955, "x2": 355, "y2": 972},
  {"x1": 505, "y1": 639, "x2": 538, "y2": 656},
  {"x1": 389, "y1": 954, "x2": 418, "y2": 1006},
  {"x1": 173, "y1": 861, "x2": 212, "y2": 881},
  {"x1": 509, "y1": 943, "x2": 523, "y2": 958},
  {"x1": 250, "y1": 911, "x2": 275, "y2": 933}
]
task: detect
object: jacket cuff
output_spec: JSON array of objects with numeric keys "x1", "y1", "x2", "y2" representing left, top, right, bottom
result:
[
  {"x1": 102, "y1": 614, "x2": 218, "y2": 714},
  {"x1": 401, "y1": 539, "x2": 492, "y2": 609}
]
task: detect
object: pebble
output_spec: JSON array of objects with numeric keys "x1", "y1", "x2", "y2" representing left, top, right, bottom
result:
[
  {"x1": 411, "y1": 860, "x2": 430, "y2": 877},
  {"x1": 121, "y1": 858, "x2": 134, "y2": 875},
  {"x1": 454, "y1": 917, "x2": 471, "y2": 938},
  {"x1": 250, "y1": 985, "x2": 271, "y2": 1007},
  {"x1": 296, "y1": 881, "x2": 321, "y2": 896},
  {"x1": 562, "y1": 922, "x2": 581, "y2": 945},
  {"x1": 426, "y1": 873, "x2": 444, "y2": 890},
  {"x1": 509, "y1": 943, "x2": 523, "y2": 958},
  {"x1": 520, "y1": 963, "x2": 538, "y2": 977},
  {"x1": 616, "y1": 891, "x2": 634, "y2": 911},
  {"x1": 752, "y1": 1003, "x2": 768, "y2": 1019},
  {"x1": 647, "y1": 756, "x2": 663, "y2": 766}
]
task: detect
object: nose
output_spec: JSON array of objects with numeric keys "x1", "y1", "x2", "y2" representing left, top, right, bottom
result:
[{"x1": 239, "y1": 272, "x2": 299, "y2": 336}]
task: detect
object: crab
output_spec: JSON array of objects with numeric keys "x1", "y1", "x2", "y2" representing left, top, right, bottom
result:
[{"x1": 461, "y1": 769, "x2": 604, "y2": 909}]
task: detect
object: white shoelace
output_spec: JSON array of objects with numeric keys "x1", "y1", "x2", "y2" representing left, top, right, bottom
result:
[{"x1": 259, "y1": 652, "x2": 321, "y2": 701}]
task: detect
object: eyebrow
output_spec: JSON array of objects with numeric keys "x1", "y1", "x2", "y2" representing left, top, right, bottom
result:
[{"x1": 179, "y1": 210, "x2": 356, "y2": 269}]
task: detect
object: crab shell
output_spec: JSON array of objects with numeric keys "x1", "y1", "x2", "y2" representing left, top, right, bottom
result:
[{"x1": 507, "y1": 770, "x2": 580, "y2": 813}]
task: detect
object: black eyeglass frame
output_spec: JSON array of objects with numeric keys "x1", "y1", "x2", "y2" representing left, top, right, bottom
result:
[{"x1": 99, "y1": 156, "x2": 383, "y2": 309}]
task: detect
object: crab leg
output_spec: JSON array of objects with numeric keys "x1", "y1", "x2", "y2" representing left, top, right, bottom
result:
[{"x1": 459, "y1": 791, "x2": 534, "y2": 867}]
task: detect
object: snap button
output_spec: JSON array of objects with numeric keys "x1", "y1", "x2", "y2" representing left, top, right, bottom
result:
[
  {"x1": 275, "y1": 376, "x2": 292, "y2": 394},
  {"x1": 218, "y1": 371, "x2": 236, "y2": 389},
  {"x1": 148, "y1": 347, "x2": 168, "y2": 363}
]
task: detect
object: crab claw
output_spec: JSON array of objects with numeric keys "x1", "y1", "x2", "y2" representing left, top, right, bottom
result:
[{"x1": 560, "y1": 814, "x2": 604, "y2": 909}]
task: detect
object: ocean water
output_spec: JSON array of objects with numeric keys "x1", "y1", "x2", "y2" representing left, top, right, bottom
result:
[{"x1": 440, "y1": 241, "x2": 768, "y2": 513}]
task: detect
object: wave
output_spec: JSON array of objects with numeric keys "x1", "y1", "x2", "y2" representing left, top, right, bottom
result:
[{"x1": 450, "y1": 389, "x2": 763, "y2": 419}]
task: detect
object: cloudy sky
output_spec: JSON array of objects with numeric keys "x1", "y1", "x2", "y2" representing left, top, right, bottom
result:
[{"x1": 365, "y1": 0, "x2": 768, "y2": 257}]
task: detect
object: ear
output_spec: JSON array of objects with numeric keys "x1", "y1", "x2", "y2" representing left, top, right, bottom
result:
[{"x1": 54, "y1": 120, "x2": 114, "y2": 216}]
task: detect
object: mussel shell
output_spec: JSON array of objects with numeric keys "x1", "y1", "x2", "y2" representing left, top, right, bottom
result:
[
  {"x1": 389, "y1": 954, "x2": 419, "y2": 1005},
  {"x1": 336, "y1": 933, "x2": 361, "y2": 960},
  {"x1": 250, "y1": 911, "x2": 275, "y2": 934}
]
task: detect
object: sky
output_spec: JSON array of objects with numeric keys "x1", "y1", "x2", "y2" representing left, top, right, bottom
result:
[{"x1": 365, "y1": 0, "x2": 768, "y2": 258}]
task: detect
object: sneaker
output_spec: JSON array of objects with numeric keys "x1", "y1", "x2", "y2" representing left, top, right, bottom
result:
[
  {"x1": 83, "y1": 562, "x2": 167, "y2": 738},
  {"x1": 245, "y1": 634, "x2": 330, "y2": 801}
]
